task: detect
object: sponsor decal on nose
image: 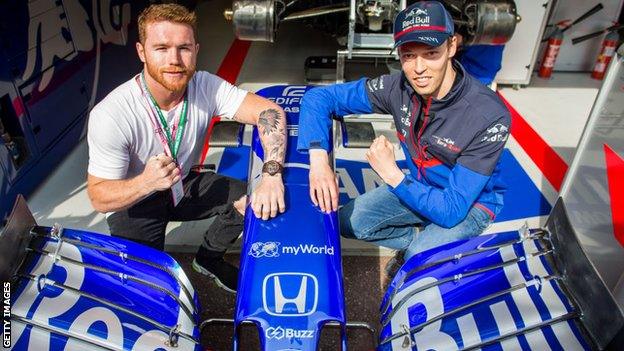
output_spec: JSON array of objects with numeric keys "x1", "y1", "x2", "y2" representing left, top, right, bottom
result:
[
  {"x1": 265, "y1": 326, "x2": 315, "y2": 340},
  {"x1": 249, "y1": 242, "x2": 335, "y2": 258},
  {"x1": 263, "y1": 273, "x2": 319, "y2": 316}
]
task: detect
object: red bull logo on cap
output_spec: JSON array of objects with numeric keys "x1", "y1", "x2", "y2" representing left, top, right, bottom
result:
[{"x1": 402, "y1": 8, "x2": 430, "y2": 29}]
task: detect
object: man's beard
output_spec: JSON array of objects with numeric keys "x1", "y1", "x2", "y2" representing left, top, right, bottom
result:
[{"x1": 146, "y1": 60, "x2": 195, "y2": 93}]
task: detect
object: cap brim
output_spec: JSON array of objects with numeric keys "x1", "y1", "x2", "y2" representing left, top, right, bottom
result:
[{"x1": 393, "y1": 31, "x2": 450, "y2": 49}]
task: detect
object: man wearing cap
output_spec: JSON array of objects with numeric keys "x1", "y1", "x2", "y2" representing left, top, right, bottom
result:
[{"x1": 297, "y1": 1, "x2": 511, "y2": 262}]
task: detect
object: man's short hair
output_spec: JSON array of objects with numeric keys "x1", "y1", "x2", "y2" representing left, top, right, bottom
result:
[{"x1": 138, "y1": 3, "x2": 197, "y2": 44}]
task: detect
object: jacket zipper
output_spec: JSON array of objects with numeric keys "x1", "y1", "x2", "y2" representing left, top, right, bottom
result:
[{"x1": 411, "y1": 95, "x2": 433, "y2": 179}]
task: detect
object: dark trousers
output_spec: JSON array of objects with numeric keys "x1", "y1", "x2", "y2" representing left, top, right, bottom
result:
[{"x1": 107, "y1": 171, "x2": 247, "y2": 252}]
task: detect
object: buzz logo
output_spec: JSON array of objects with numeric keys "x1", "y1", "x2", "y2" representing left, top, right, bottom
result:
[
  {"x1": 263, "y1": 273, "x2": 318, "y2": 316},
  {"x1": 265, "y1": 326, "x2": 285, "y2": 340},
  {"x1": 265, "y1": 326, "x2": 314, "y2": 340}
]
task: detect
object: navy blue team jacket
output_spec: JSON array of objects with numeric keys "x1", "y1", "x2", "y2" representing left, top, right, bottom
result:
[{"x1": 297, "y1": 61, "x2": 511, "y2": 228}]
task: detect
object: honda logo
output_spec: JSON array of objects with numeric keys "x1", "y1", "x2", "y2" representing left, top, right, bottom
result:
[{"x1": 262, "y1": 272, "x2": 318, "y2": 316}]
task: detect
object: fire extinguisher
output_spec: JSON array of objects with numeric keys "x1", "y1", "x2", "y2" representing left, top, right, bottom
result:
[
  {"x1": 538, "y1": 26, "x2": 563, "y2": 79},
  {"x1": 591, "y1": 30, "x2": 620, "y2": 80},
  {"x1": 538, "y1": 5, "x2": 606, "y2": 79}
]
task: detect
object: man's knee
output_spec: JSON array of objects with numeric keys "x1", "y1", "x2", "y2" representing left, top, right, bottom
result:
[{"x1": 338, "y1": 201, "x2": 376, "y2": 240}]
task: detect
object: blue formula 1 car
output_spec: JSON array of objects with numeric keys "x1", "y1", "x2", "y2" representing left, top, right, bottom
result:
[{"x1": 3, "y1": 60, "x2": 624, "y2": 349}]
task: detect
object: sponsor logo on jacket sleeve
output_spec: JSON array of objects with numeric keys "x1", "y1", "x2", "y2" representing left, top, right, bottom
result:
[
  {"x1": 367, "y1": 77, "x2": 385, "y2": 92},
  {"x1": 481, "y1": 123, "x2": 509, "y2": 142}
]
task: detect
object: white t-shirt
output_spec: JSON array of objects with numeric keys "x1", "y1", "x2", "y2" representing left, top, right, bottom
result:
[{"x1": 87, "y1": 71, "x2": 247, "y2": 180}]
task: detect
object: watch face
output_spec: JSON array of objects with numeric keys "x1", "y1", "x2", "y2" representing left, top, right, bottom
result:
[
  {"x1": 267, "y1": 163, "x2": 278, "y2": 174},
  {"x1": 263, "y1": 161, "x2": 282, "y2": 175}
]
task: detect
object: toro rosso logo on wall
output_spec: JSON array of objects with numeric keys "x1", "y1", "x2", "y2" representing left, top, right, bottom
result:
[{"x1": 263, "y1": 272, "x2": 318, "y2": 316}]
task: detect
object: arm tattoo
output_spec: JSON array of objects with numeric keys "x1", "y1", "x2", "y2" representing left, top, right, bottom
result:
[
  {"x1": 258, "y1": 108, "x2": 286, "y2": 162},
  {"x1": 269, "y1": 134, "x2": 285, "y2": 160},
  {"x1": 258, "y1": 109, "x2": 280, "y2": 136}
]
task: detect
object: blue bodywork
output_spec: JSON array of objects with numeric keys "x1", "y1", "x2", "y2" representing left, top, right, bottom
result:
[
  {"x1": 234, "y1": 85, "x2": 347, "y2": 350},
  {"x1": 379, "y1": 229, "x2": 590, "y2": 350},
  {"x1": 9, "y1": 225, "x2": 201, "y2": 350}
]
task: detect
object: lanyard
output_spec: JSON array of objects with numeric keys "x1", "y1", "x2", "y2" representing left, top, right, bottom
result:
[{"x1": 137, "y1": 72, "x2": 188, "y2": 161}]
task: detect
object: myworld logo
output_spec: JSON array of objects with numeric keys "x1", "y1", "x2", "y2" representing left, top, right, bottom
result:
[
  {"x1": 265, "y1": 326, "x2": 315, "y2": 340},
  {"x1": 283, "y1": 244, "x2": 334, "y2": 255},
  {"x1": 249, "y1": 242, "x2": 335, "y2": 258}
]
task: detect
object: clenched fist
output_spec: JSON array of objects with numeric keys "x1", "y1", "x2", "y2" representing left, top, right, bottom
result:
[
  {"x1": 141, "y1": 153, "x2": 181, "y2": 193},
  {"x1": 366, "y1": 136, "x2": 404, "y2": 187}
]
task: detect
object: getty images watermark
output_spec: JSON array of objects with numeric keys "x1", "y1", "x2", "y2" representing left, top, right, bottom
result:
[{"x1": 2, "y1": 282, "x2": 10, "y2": 348}]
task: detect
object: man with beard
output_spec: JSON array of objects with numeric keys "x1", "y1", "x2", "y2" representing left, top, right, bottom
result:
[
  {"x1": 297, "y1": 1, "x2": 511, "y2": 266},
  {"x1": 86, "y1": 4, "x2": 287, "y2": 293}
]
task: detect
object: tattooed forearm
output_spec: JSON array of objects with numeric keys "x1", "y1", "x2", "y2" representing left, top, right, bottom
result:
[
  {"x1": 258, "y1": 109, "x2": 281, "y2": 135},
  {"x1": 269, "y1": 134, "x2": 285, "y2": 160},
  {"x1": 258, "y1": 108, "x2": 286, "y2": 163}
]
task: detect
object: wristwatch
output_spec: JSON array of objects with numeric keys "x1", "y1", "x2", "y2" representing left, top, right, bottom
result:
[{"x1": 262, "y1": 160, "x2": 283, "y2": 176}]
